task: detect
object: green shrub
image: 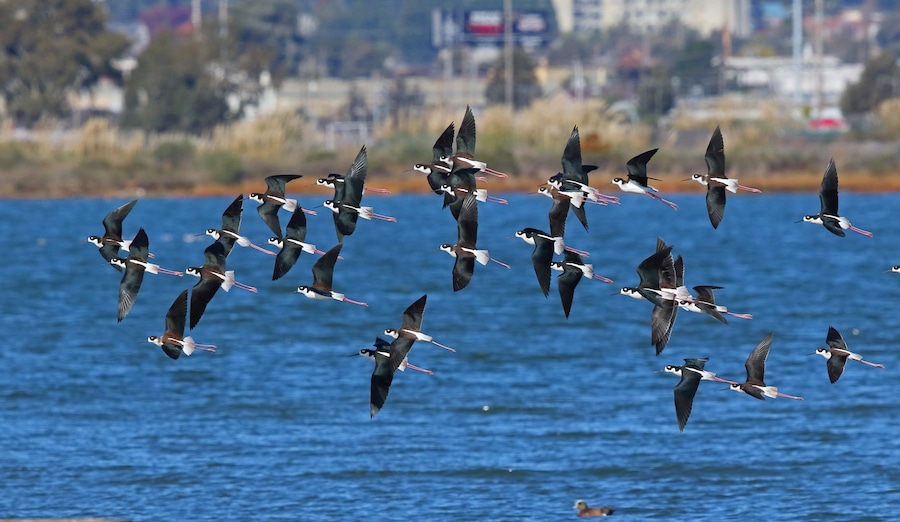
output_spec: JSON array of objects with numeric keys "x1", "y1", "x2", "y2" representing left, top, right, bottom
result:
[{"x1": 202, "y1": 151, "x2": 244, "y2": 184}]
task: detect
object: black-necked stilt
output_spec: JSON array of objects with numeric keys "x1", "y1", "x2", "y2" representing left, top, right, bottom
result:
[
  {"x1": 685, "y1": 125, "x2": 760, "y2": 229},
  {"x1": 573, "y1": 500, "x2": 614, "y2": 517},
  {"x1": 539, "y1": 184, "x2": 585, "y2": 238},
  {"x1": 551, "y1": 250, "x2": 612, "y2": 318},
  {"x1": 205, "y1": 194, "x2": 275, "y2": 257},
  {"x1": 727, "y1": 333, "x2": 804, "y2": 400},
  {"x1": 297, "y1": 243, "x2": 367, "y2": 306},
  {"x1": 249, "y1": 174, "x2": 302, "y2": 239},
  {"x1": 439, "y1": 193, "x2": 509, "y2": 292},
  {"x1": 813, "y1": 326, "x2": 884, "y2": 383},
  {"x1": 662, "y1": 357, "x2": 733, "y2": 431},
  {"x1": 801, "y1": 158, "x2": 872, "y2": 237},
  {"x1": 146, "y1": 289, "x2": 217, "y2": 359},
  {"x1": 442, "y1": 106, "x2": 509, "y2": 178},
  {"x1": 88, "y1": 199, "x2": 138, "y2": 270},
  {"x1": 620, "y1": 238, "x2": 678, "y2": 355},
  {"x1": 268, "y1": 206, "x2": 324, "y2": 280},
  {"x1": 185, "y1": 241, "x2": 257, "y2": 329},
  {"x1": 367, "y1": 335, "x2": 418, "y2": 418},
  {"x1": 612, "y1": 148, "x2": 677, "y2": 210},
  {"x1": 515, "y1": 227, "x2": 565, "y2": 298},
  {"x1": 678, "y1": 285, "x2": 752, "y2": 323},
  {"x1": 356, "y1": 337, "x2": 433, "y2": 375},
  {"x1": 111, "y1": 228, "x2": 183, "y2": 322},
  {"x1": 384, "y1": 294, "x2": 455, "y2": 352},
  {"x1": 322, "y1": 146, "x2": 395, "y2": 242}
]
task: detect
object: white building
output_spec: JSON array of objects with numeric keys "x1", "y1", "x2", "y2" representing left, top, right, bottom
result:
[{"x1": 552, "y1": 0, "x2": 752, "y2": 38}]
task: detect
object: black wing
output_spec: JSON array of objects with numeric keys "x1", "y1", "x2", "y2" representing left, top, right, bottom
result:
[
  {"x1": 455, "y1": 106, "x2": 476, "y2": 156},
  {"x1": 547, "y1": 191, "x2": 570, "y2": 238},
  {"x1": 400, "y1": 294, "x2": 427, "y2": 332},
  {"x1": 343, "y1": 145, "x2": 368, "y2": 207},
  {"x1": 557, "y1": 261, "x2": 583, "y2": 318},
  {"x1": 704, "y1": 125, "x2": 725, "y2": 177},
  {"x1": 369, "y1": 348, "x2": 395, "y2": 418},
  {"x1": 311, "y1": 243, "x2": 342, "y2": 290},
  {"x1": 674, "y1": 367, "x2": 703, "y2": 432},
  {"x1": 826, "y1": 353, "x2": 847, "y2": 384},
  {"x1": 332, "y1": 203, "x2": 359, "y2": 241},
  {"x1": 457, "y1": 194, "x2": 478, "y2": 245},
  {"x1": 625, "y1": 148, "x2": 659, "y2": 185},
  {"x1": 117, "y1": 229, "x2": 150, "y2": 322},
  {"x1": 264, "y1": 174, "x2": 302, "y2": 196},
  {"x1": 705, "y1": 184, "x2": 726, "y2": 229},
  {"x1": 257, "y1": 200, "x2": 284, "y2": 239},
  {"x1": 272, "y1": 241, "x2": 302, "y2": 281},
  {"x1": 561, "y1": 126, "x2": 586, "y2": 185},
  {"x1": 102, "y1": 199, "x2": 138, "y2": 239},
  {"x1": 189, "y1": 277, "x2": 221, "y2": 330},
  {"x1": 451, "y1": 255, "x2": 475, "y2": 292},
  {"x1": 433, "y1": 123, "x2": 455, "y2": 163},
  {"x1": 165, "y1": 289, "x2": 189, "y2": 340},
  {"x1": 217, "y1": 195, "x2": 243, "y2": 256},
  {"x1": 745, "y1": 333, "x2": 773, "y2": 384},
  {"x1": 819, "y1": 158, "x2": 839, "y2": 216},
  {"x1": 825, "y1": 326, "x2": 847, "y2": 351},
  {"x1": 651, "y1": 300, "x2": 678, "y2": 355},
  {"x1": 531, "y1": 237, "x2": 555, "y2": 298}
]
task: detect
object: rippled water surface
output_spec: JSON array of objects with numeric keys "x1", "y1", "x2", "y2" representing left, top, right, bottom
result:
[{"x1": 1, "y1": 191, "x2": 899, "y2": 520}]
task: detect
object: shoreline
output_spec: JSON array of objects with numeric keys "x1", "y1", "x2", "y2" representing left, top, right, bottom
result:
[{"x1": 6, "y1": 170, "x2": 900, "y2": 199}]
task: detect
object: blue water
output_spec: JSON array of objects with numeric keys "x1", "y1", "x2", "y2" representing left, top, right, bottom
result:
[{"x1": 2, "y1": 191, "x2": 899, "y2": 520}]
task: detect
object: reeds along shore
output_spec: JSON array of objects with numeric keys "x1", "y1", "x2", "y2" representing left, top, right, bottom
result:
[{"x1": 1, "y1": 97, "x2": 898, "y2": 198}]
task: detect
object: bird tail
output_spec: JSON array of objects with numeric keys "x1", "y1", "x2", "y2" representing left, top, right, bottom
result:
[
  {"x1": 221, "y1": 270, "x2": 235, "y2": 292},
  {"x1": 283, "y1": 198, "x2": 298, "y2": 212}
]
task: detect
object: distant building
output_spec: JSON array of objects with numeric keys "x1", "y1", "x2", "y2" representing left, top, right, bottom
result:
[{"x1": 552, "y1": 0, "x2": 752, "y2": 38}]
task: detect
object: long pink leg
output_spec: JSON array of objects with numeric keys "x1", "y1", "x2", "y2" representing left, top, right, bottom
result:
[
  {"x1": 738, "y1": 184, "x2": 762, "y2": 193},
  {"x1": 484, "y1": 167, "x2": 508, "y2": 178},
  {"x1": 429, "y1": 340, "x2": 456, "y2": 352},
  {"x1": 342, "y1": 296, "x2": 368, "y2": 306},
  {"x1": 648, "y1": 192, "x2": 678, "y2": 211},
  {"x1": 775, "y1": 391, "x2": 804, "y2": 400},
  {"x1": 724, "y1": 311, "x2": 753, "y2": 320},
  {"x1": 372, "y1": 213, "x2": 397, "y2": 222},
  {"x1": 301, "y1": 208, "x2": 318, "y2": 216},
  {"x1": 365, "y1": 186, "x2": 391, "y2": 194},
  {"x1": 487, "y1": 195, "x2": 508, "y2": 204},
  {"x1": 489, "y1": 257, "x2": 510, "y2": 269},
  {"x1": 849, "y1": 225, "x2": 873, "y2": 237},
  {"x1": 858, "y1": 359, "x2": 884, "y2": 368},
  {"x1": 157, "y1": 267, "x2": 184, "y2": 277},
  {"x1": 233, "y1": 281, "x2": 258, "y2": 293},
  {"x1": 592, "y1": 274, "x2": 613, "y2": 283},
  {"x1": 405, "y1": 362, "x2": 434, "y2": 375},
  {"x1": 564, "y1": 246, "x2": 591, "y2": 257},
  {"x1": 246, "y1": 242, "x2": 277, "y2": 256}
]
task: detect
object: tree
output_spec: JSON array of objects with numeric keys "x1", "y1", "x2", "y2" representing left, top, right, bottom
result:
[
  {"x1": 484, "y1": 47, "x2": 541, "y2": 109},
  {"x1": 637, "y1": 67, "x2": 675, "y2": 120},
  {"x1": 122, "y1": 32, "x2": 233, "y2": 134},
  {"x1": 840, "y1": 52, "x2": 900, "y2": 117},
  {"x1": 0, "y1": 0, "x2": 130, "y2": 126}
]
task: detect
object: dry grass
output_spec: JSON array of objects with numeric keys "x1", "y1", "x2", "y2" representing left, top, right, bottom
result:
[{"x1": 0, "y1": 99, "x2": 898, "y2": 198}]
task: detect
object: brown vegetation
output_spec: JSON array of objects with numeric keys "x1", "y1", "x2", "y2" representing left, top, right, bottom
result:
[{"x1": 0, "y1": 96, "x2": 898, "y2": 198}]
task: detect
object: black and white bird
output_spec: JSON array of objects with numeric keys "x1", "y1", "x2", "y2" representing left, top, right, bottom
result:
[
  {"x1": 356, "y1": 337, "x2": 433, "y2": 375},
  {"x1": 550, "y1": 250, "x2": 612, "y2": 318},
  {"x1": 110, "y1": 228, "x2": 183, "y2": 322},
  {"x1": 297, "y1": 243, "x2": 367, "y2": 306},
  {"x1": 384, "y1": 294, "x2": 456, "y2": 352},
  {"x1": 727, "y1": 333, "x2": 804, "y2": 400},
  {"x1": 146, "y1": 289, "x2": 217, "y2": 360},
  {"x1": 801, "y1": 158, "x2": 872, "y2": 237},
  {"x1": 205, "y1": 194, "x2": 274, "y2": 257},
  {"x1": 620, "y1": 238, "x2": 678, "y2": 355},
  {"x1": 677, "y1": 285, "x2": 752, "y2": 323},
  {"x1": 813, "y1": 326, "x2": 884, "y2": 383},
  {"x1": 249, "y1": 174, "x2": 303, "y2": 239},
  {"x1": 440, "y1": 106, "x2": 508, "y2": 178},
  {"x1": 439, "y1": 193, "x2": 509, "y2": 292},
  {"x1": 686, "y1": 125, "x2": 760, "y2": 229},
  {"x1": 612, "y1": 148, "x2": 677, "y2": 210},
  {"x1": 515, "y1": 227, "x2": 565, "y2": 298},
  {"x1": 366, "y1": 335, "x2": 417, "y2": 418},
  {"x1": 185, "y1": 241, "x2": 257, "y2": 329},
  {"x1": 662, "y1": 357, "x2": 732, "y2": 431},
  {"x1": 321, "y1": 146, "x2": 396, "y2": 242},
  {"x1": 268, "y1": 207, "x2": 324, "y2": 280},
  {"x1": 88, "y1": 199, "x2": 138, "y2": 270}
]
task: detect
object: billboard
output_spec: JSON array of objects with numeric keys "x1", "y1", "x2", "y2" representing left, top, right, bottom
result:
[{"x1": 433, "y1": 9, "x2": 551, "y2": 48}]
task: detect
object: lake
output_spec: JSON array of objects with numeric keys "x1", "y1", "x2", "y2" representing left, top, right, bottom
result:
[{"x1": 1, "y1": 190, "x2": 898, "y2": 520}]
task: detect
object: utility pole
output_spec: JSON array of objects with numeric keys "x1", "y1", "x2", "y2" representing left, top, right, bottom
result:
[
  {"x1": 219, "y1": 0, "x2": 228, "y2": 39},
  {"x1": 192, "y1": 0, "x2": 202, "y2": 41},
  {"x1": 814, "y1": 0, "x2": 824, "y2": 115},
  {"x1": 503, "y1": 0, "x2": 514, "y2": 109},
  {"x1": 792, "y1": 0, "x2": 802, "y2": 103}
]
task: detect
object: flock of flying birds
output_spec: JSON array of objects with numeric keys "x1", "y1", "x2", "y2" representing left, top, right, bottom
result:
[{"x1": 88, "y1": 106, "x2": 887, "y2": 443}]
